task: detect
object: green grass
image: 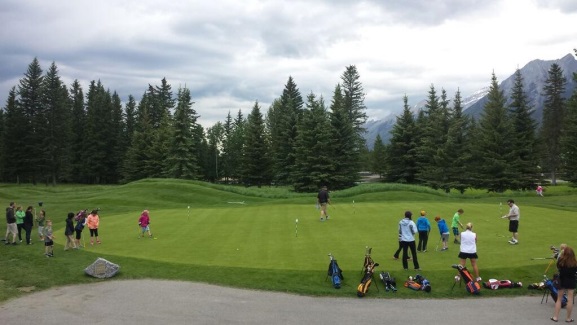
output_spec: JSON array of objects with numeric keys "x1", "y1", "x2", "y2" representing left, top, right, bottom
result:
[{"x1": 0, "y1": 179, "x2": 575, "y2": 302}]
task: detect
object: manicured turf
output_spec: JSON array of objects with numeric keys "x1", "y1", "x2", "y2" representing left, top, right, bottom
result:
[{"x1": 0, "y1": 179, "x2": 576, "y2": 302}]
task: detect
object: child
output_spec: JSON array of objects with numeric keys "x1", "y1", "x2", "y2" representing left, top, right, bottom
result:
[
  {"x1": 435, "y1": 215, "x2": 450, "y2": 251},
  {"x1": 44, "y1": 219, "x2": 54, "y2": 257},
  {"x1": 416, "y1": 210, "x2": 431, "y2": 252},
  {"x1": 64, "y1": 212, "x2": 77, "y2": 250},
  {"x1": 138, "y1": 210, "x2": 153, "y2": 238},
  {"x1": 36, "y1": 209, "x2": 46, "y2": 241},
  {"x1": 74, "y1": 210, "x2": 86, "y2": 248},
  {"x1": 86, "y1": 210, "x2": 101, "y2": 245}
]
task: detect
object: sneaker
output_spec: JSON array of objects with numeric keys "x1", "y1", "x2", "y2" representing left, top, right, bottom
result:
[
  {"x1": 508, "y1": 240, "x2": 517, "y2": 245},
  {"x1": 11, "y1": 242, "x2": 17, "y2": 245},
  {"x1": 476, "y1": 277, "x2": 482, "y2": 282},
  {"x1": 320, "y1": 218, "x2": 324, "y2": 221},
  {"x1": 393, "y1": 256, "x2": 399, "y2": 260},
  {"x1": 441, "y1": 247, "x2": 448, "y2": 251},
  {"x1": 326, "y1": 215, "x2": 329, "y2": 220},
  {"x1": 97, "y1": 241, "x2": 101, "y2": 244},
  {"x1": 407, "y1": 256, "x2": 412, "y2": 260},
  {"x1": 422, "y1": 250, "x2": 427, "y2": 253},
  {"x1": 454, "y1": 239, "x2": 460, "y2": 244}
]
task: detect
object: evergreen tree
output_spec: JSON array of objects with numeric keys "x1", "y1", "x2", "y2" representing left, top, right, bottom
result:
[
  {"x1": 124, "y1": 95, "x2": 137, "y2": 148},
  {"x1": 371, "y1": 134, "x2": 387, "y2": 178},
  {"x1": 123, "y1": 107, "x2": 155, "y2": 182},
  {"x1": 472, "y1": 73, "x2": 516, "y2": 192},
  {"x1": 329, "y1": 84, "x2": 357, "y2": 189},
  {"x1": 243, "y1": 102, "x2": 269, "y2": 186},
  {"x1": 443, "y1": 89, "x2": 471, "y2": 193},
  {"x1": 205, "y1": 122, "x2": 224, "y2": 182},
  {"x1": 1, "y1": 87, "x2": 25, "y2": 182},
  {"x1": 68, "y1": 80, "x2": 86, "y2": 182},
  {"x1": 540, "y1": 63, "x2": 567, "y2": 185},
  {"x1": 84, "y1": 81, "x2": 114, "y2": 183},
  {"x1": 165, "y1": 87, "x2": 199, "y2": 179},
  {"x1": 292, "y1": 93, "x2": 333, "y2": 192},
  {"x1": 560, "y1": 51, "x2": 577, "y2": 185},
  {"x1": 220, "y1": 111, "x2": 234, "y2": 183},
  {"x1": 41, "y1": 62, "x2": 71, "y2": 185},
  {"x1": 268, "y1": 76, "x2": 303, "y2": 185},
  {"x1": 508, "y1": 69, "x2": 539, "y2": 190},
  {"x1": 17, "y1": 58, "x2": 44, "y2": 183},
  {"x1": 227, "y1": 110, "x2": 245, "y2": 182},
  {"x1": 386, "y1": 95, "x2": 417, "y2": 183}
]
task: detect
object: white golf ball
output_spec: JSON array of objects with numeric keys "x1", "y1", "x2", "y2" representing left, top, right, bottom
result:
[{"x1": 237, "y1": 248, "x2": 239, "y2": 250}]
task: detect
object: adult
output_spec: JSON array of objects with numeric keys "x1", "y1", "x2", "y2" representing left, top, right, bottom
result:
[
  {"x1": 23, "y1": 206, "x2": 34, "y2": 245},
  {"x1": 15, "y1": 205, "x2": 25, "y2": 243},
  {"x1": 138, "y1": 210, "x2": 153, "y2": 238},
  {"x1": 317, "y1": 186, "x2": 330, "y2": 221},
  {"x1": 398, "y1": 211, "x2": 420, "y2": 270},
  {"x1": 502, "y1": 199, "x2": 520, "y2": 245},
  {"x1": 451, "y1": 209, "x2": 464, "y2": 244},
  {"x1": 4, "y1": 202, "x2": 17, "y2": 245},
  {"x1": 86, "y1": 210, "x2": 101, "y2": 245},
  {"x1": 458, "y1": 222, "x2": 481, "y2": 282},
  {"x1": 64, "y1": 212, "x2": 77, "y2": 250},
  {"x1": 551, "y1": 246, "x2": 577, "y2": 322},
  {"x1": 416, "y1": 210, "x2": 431, "y2": 252}
]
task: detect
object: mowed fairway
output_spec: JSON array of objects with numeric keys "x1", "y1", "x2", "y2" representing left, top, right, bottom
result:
[{"x1": 1, "y1": 179, "x2": 576, "y2": 300}]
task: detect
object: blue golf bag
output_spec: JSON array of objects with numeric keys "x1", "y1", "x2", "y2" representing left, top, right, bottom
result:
[{"x1": 327, "y1": 254, "x2": 343, "y2": 289}]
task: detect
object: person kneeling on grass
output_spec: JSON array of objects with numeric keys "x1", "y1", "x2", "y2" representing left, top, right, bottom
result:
[
  {"x1": 458, "y1": 222, "x2": 481, "y2": 282},
  {"x1": 138, "y1": 210, "x2": 153, "y2": 238}
]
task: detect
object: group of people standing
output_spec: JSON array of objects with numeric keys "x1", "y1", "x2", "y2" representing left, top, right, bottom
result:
[{"x1": 3, "y1": 202, "x2": 102, "y2": 257}]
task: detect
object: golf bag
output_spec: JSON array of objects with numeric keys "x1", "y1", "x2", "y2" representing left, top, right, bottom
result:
[
  {"x1": 75, "y1": 209, "x2": 87, "y2": 221},
  {"x1": 357, "y1": 260, "x2": 379, "y2": 297},
  {"x1": 379, "y1": 271, "x2": 397, "y2": 292},
  {"x1": 414, "y1": 274, "x2": 432, "y2": 292},
  {"x1": 482, "y1": 279, "x2": 522, "y2": 290},
  {"x1": 545, "y1": 274, "x2": 568, "y2": 308},
  {"x1": 327, "y1": 254, "x2": 344, "y2": 289},
  {"x1": 452, "y1": 264, "x2": 481, "y2": 295}
]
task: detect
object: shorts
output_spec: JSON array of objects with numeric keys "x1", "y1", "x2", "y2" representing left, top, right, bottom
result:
[
  {"x1": 509, "y1": 220, "x2": 519, "y2": 233},
  {"x1": 89, "y1": 228, "x2": 99, "y2": 237},
  {"x1": 75, "y1": 229, "x2": 83, "y2": 240},
  {"x1": 6, "y1": 223, "x2": 17, "y2": 235},
  {"x1": 141, "y1": 225, "x2": 150, "y2": 232},
  {"x1": 44, "y1": 240, "x2": 54, "y2": 247},
  {"x1": 458, "y1": 252, "x2": 479, "y2": 259},
  {"x1": 452, "y1": 227, "x2": 459, "y2": 236},
  {"x1": 441, "y1": 233, "x2": 450, "y2": 242}
]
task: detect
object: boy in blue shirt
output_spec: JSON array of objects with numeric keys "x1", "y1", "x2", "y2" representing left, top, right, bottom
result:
[{"x1": 435, "y1": 215, "x2": 450, "y2": 251}]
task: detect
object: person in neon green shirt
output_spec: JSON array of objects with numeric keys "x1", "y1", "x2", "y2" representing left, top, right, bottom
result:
[{"x1": 451, "y1": 209, "x2": 464, "y2": 244}]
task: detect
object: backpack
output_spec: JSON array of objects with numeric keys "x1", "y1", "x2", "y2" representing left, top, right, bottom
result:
[
  {"x1": 379, "y1": 271, "x2": 397, "y2": 292},
  {"x1": 75, "y1": 209, "x2": 87, "y2": 221},
  {"x1": 482, "y1": 279, "x2": 522, "y2": 290},
  {"x1": 327, "y1": 258, "x2": 343, "y2": 289}
]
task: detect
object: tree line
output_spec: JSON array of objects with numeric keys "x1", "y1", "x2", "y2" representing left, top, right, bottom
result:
[
  {"x1": 375, "y1": 49, "x2": 577, "y2": 192},
  {"x1": 1, "y1": 52, "x2": 576, "y2": 193}
]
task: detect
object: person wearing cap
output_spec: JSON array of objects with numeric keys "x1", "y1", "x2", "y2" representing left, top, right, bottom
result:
[
  {"x1": 459, "y1": 222, "x2": 481, "y2": 282},
  {"x1": 416, "y1": 210, "x2": 431, "y2": 252},
  {"x1": 398, "y1": 211, "x2": 420, "y2": 270}
]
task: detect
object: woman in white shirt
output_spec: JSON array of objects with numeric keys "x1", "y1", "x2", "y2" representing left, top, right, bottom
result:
[{"x1": 459, "y1": 222, "x2": 481, "y2": 282}]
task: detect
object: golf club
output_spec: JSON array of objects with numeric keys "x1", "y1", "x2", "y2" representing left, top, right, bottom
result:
[{"x1": 435, "y1": 236, "x2": 442, "y2": 251}]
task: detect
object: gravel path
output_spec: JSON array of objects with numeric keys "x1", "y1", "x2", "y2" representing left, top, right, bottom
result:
[{"x1": 0, "y1": 280, "x2": 563, "y2": 324}]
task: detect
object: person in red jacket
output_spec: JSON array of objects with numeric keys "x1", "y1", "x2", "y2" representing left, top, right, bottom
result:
[{"x1": 138, "y1": 210, "x2": 153, "y2": 238}]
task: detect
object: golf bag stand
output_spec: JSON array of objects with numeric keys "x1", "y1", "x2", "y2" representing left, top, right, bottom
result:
[
  {"x1": 326, "y1": 253, "x2": 344, "y2": 289},
  {"x1": 361, "y1": 246, "x2": 379, "y2": 291}
]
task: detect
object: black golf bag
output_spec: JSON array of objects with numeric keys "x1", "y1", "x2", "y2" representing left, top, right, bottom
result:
[
  {"x1": 379, "y1": 271, "x2": 397, "y2": 292},
  {"x1": 452, "y1": 264, "x2": 480, "y2": 295},
  {"x1": 327, "y1": 254, "x2": 343, "y2": 289},
  {"x1": 545, "y1": 274, "x2": 568, "y2": 308}
]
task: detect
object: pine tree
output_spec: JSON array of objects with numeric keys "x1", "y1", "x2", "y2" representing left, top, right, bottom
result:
[
  {"x1": 560, "y1": 51, "x2": 577, "y2": 185},
  {"x1": 508, "y1": 69, "x2": 539, "y2": 190},
  {"x1": 1, "y1": 87, "x2": 25, "y2": 182},
  {"x1": 443, "y1": 89, "x2": 471, "y2": 193},
  {"x1": 41, "y1": 62, "x2": 71, "y2": 185},
  {"x1": 165, "y1": 87, "x2": 199, "y2": 179},
  {"x1": 243, "y1": 102, "x2": 269, "y2": 186},
  {"x1": 267, "y1": 76, "x2": 303, "y2": 185},
  {"x1": 371, "y1": 134, "x2": 387, "y2": 178},
  {"x1": 68, "y1": 80, "x2": 86, "y2": 182},
  {"x1": 386, "y1": 95, "x2": 417, "y2": 183},
  {"x1": 227, "y1": 110, "x2": 245, "y2": 182},
  {"x1": 292, "y1": 93, "x2": 333, "y2": 192},
  {"x1": 17, "y1": 58, "x2": 44, "y2": 183},
  {"x1": 472, "y1": 73, "x2": 516, "y2": 192},
  {"x1": 329, "y1": 84, "x2": 357, "y2": 189},
  {"x1": 540, "y1": 63, "x2": 567, "y2": 185}
]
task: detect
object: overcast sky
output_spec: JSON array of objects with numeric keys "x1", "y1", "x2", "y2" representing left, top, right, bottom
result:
[{"x1": 1, "y1": 0, "x2": 576, "y2": 127}]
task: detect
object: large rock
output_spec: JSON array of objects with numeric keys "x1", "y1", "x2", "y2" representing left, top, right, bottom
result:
[{"x1": 84, "y1": 258, "x2": 120, "y2": 278}]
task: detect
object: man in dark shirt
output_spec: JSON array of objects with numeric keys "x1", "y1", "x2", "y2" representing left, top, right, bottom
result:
[
  {"x1": 5, "y1": 202, "x2": 17, "y2": 245},
  {"x1": 317, "y1": 186, "x2": 330, "y2": 221}
]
